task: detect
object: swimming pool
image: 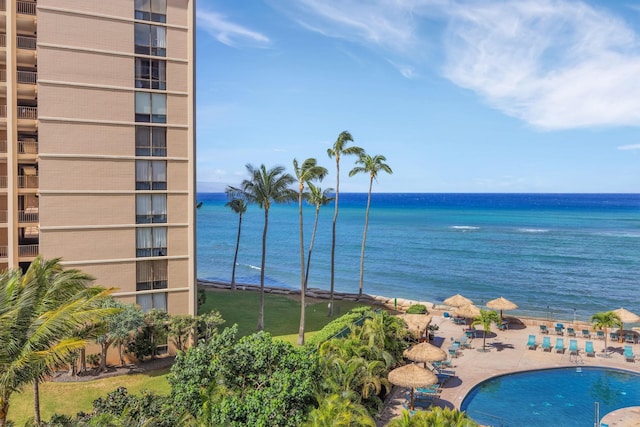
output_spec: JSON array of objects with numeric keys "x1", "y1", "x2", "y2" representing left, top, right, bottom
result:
[{"x1": 460, "y1": 367, "x2": 640, "y2": 427}]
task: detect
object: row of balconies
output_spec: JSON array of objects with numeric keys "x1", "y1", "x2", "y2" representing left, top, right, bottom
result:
[
  {"x1": 0, "y1": 35, "x2": 37, "y2": 50},
  {"x1": 0, "y1": 175, "x2": 38, "y2": 188},
  {"x1": 0, "y1": 1, "x2": 37, "y2": 16},
  {"x1": 0, "y1": 209, "x2": 38, "y2": 223},
  {"x1": 0, "y1": 105, "x2": 37, "y2": 118},
  {"x1": 0, "y1": 70, "x2": 37, "y2": 84},
  {"x1": 0, "y1": 244, "x2": 39, "y2": 258},
  {"x1": 0, "y1": 140, "x2": 38, "y2": 154}
]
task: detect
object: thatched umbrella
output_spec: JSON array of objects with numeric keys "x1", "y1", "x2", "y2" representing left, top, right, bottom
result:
[
  {"x1": 398, "y1": 313, "x2": 432, "y2": 339},
  {"x1": 486, "y1": 297, "x2": 518, "y2": 322},
  {"x1": 403, "y1": 342, "x2": 447, "y2": 368},
  {"x1": 388, "y1": 363, "x2": 438, "y2": 410},
  {"x1": 612, "y1": 308, "x2": 640, "y2": 342},
  {"x1": 444, "y1": 294, "x2": 473, "y2": 307},
  {"x1": 455, "y1": 303, "x2": 481, "y2": 318}
]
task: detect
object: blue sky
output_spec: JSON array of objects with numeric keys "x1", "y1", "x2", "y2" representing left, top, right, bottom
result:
[{"x1": 195, "y1": 0, "x2": 640, "y2": 193}]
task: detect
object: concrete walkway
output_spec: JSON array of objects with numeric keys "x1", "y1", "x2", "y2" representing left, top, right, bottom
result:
[{"x1": 377, "y1": 315, "x2": 640, "y2": 426}]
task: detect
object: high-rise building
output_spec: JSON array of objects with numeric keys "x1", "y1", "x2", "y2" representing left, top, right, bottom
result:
[{"x1": 0, "y1": 0, "x2": 196, "y2": 316}]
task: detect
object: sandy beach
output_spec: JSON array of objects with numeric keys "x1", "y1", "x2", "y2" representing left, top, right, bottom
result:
[{"x1": 378, "y1": 313, "x2": 640, "y2": 426}]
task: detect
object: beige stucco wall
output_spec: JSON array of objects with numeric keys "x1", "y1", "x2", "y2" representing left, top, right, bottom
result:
[
  {"x1": 39, "y1": 194, "x2": 134, "y2": 227},
  {"x1": 168, "y1": 127, "x2": 188, "y2": 157},
  {"x1": 39, "y1": 0, "x2": 133, "y2": 18},
  {"x1": 40, "y1": 228, "x2": 135, "y2": 261},
  {"x1": 38, "y1": 85, "x2": 132, "y2": 122},
  {"x1": 39, "y1": 122, "x2": 134, "y2": 157},
  {"x1": 39, "y1": 158, "x2": 133, "y2": 191}
]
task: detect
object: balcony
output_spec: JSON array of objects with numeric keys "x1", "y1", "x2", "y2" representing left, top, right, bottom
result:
[
  {"x1": 17, "y1": 106, "x2": 36, "y2": 119},
  {"x1": 18, "y1": 140, "x2": 37, "y2": 154},
  {"x1": 17, "y1": 71, "x2": 37, "y2": 85},
  {"x1": 19, "y1": 244, "x2": 38, "y2": 257},
  {"x1": 0, "y1": 105, "x2": 5, "y2": 118},
  {"x1": 17, "y1": 36, "x2": 36, "y2": 51},
  {"x1": 18, "y1": 209, "x2": 38, "y2": 222},
  {"x1": 17, "y1": 175, "x2": 37, "y2": 188},
  {"x1": 17, "y1": 1, "x2": 37, "y2": 16},
  {"x1": 0, "y1": 246, "x2": 6, "y2": 258},
  {"x1": 0, "y1": 176, "x2": 6, "y2": 188},
  {"x1": 0, "y1": 34, "x2": 4, "y2": 48},
  {"x1": 0, "y1": 210, "x2": 6, "y2": 223},
  {"x1": 0, "y1": 140, "x2": 5, "y2": 154}
]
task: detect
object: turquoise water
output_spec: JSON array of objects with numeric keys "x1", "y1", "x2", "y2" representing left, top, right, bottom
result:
[
  {"x1": 460, "y1": 367, "x2": 640, "y2": 426},
  {"x1": 196, "y1": 193, "x2": 640, "y2": 321}
]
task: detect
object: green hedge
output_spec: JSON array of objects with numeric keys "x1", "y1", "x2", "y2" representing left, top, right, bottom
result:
[
  {"x1": 304, "y1": 306, "x2": 372, "y2": 349},
  {"x1": 406, "y1": 304, "x2": 428, "y2": 314}
]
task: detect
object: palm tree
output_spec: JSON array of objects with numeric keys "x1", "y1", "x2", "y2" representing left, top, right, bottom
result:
[
  {"x1": 293, "y1": 158, "x2": 328, "y2": 346},
  {"x1": 471, "y1": 309, "x2": 500, "y2": 352},
  {"x1": 224, "y1": 187, "x2": 248, "y2": 291},
  {"x1": 387, "y1": 407, "x2": 478, "y2": 427},
  {"x1": 0, "y1": 257, "x2": 116, "y2": 427},
  {"x1": 303, "y1": 394, "x2": 376, "y2": 427},
  {"x1": 590, "y1": 311, "x2": 622, "y2": 356},
  {"x1": 349, "y1": 152, "x2": 392, "y2": 297},
  {"x1": 327, "y1": 131, "x2": 363, "y2": 316},
  {"x1": 229, "y1": 164, "x2": 296, "y2": 330},
  {"x1": 304, "y1": 183, "x2": 334, "y2": 289}
]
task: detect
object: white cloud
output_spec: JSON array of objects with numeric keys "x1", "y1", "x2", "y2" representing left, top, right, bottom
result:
[
  {"x1": 617, "y1": 144, "x2": 640, "y2": 150},
  {"x1": 443, "y1": 0, "x2": 640, "y2": 130},
  {"x1": 197, "y1": 9, "x2": 270, "y2": 47}
]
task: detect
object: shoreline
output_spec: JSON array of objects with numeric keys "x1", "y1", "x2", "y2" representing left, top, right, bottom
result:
[{"x1": 197, "y1": 279, "x2": 590, "y2": 328}]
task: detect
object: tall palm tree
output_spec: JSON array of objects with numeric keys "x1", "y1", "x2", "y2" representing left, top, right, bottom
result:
[
  {"x1": 471, "y1": 309, "x2": 500, "y2": 352},
  {"x1": 224, "y1": 187, "x2": 248, "y2": 291},
  {"x1": 349, "y1": 152, "x2": 392, "y2": 297},
  {"x1": 293, "y1": 158, "x2": 328, "y2": 346},
  {"x1": 303, "y1": 393, "x2": 376, "y2": 427},
  {"x1": 304, "y1": 183, "x2": 334, "y2": 289},
  {"x1": 327, "y1": 131, "x2": 363, "y2": 316},
  {"x1": 590, "y1": 311, "x2": 622, "y2": 356},
  {"x1": 229, "y1": 164, "x2": 295, "y2": 331},
  {"x1": 0, "y1": 257, "x2": 116, "y2": 427}
]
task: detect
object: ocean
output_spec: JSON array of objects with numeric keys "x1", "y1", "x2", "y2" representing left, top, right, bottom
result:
[{"x1": 196, "y1": 193, "x2": 640, "y2": 322}]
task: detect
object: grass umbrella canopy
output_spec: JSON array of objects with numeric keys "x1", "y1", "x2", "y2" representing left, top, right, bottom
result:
[
  {"x1": 388, "y1": 363, "x2": 439, "y2": 411},
  {"x1": 612, "y1": 308, "x2": 640, "y2": 324},
  {"x1": 403, "y1": 342, "x2": 447, "y2": 364},
  {"x1": 398, "y1": 313, "x2": 432, "y2": 338},
  {"x1": 444, "y1": 294, "x2": 473, "y2": 307},
  {"x1": 454, "y1": 303, "x2": 481, "y2": 319},
  {"x1": 486, "y1": 297, "x2": 518, "y2": 311}
]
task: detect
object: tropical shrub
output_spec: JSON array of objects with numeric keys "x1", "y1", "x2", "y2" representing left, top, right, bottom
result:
[
  {"x1": 304, "y1": 307, "x2": 371, "y2": 348},
  {"x1": 387, "y1": 407, "x2": 478, "y2": 427},
  {"x1": 406, "y1": 304, "x2": 428, "y2": 314}
]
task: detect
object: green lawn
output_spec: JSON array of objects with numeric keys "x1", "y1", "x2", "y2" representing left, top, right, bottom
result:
[
  {"x1": 8, "y1": 368, "x2": 171, "y2": 426},
  {"x1": 8, "y1": 289, "x2": 369, "y2": 425},
  {"x1": 199, "y1": 288, "x2": 369, "y2": 338}
]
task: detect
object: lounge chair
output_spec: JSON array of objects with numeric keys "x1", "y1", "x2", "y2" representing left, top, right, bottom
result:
[
  {"x1": 448, "y1": 343, "x2": 460, "y2": 358},
  {"x1": 581, "y1": 329, "x2": 591, "y2": 339},
  {"x1": 596, "y1": 330, "x2": 605, "y2": 340},
  {"x1": 624, "y1": 333, "x2": 635, "y2": 344},
  {"x1": 432, "y1": 360, "x2": 453, "y2": 369},
  {"x1": 585, "y1": 341, "x2": 595, "y2": 357},
  {"x1": 554, "y1": 325, "x2": 564, "y2": 335},
  {"x1": 526, "y1": 334, "x2": 537, "y2": 350},
  {"x1": 539, "y1": 325, "x2": 549, "y2": 334},
  {"x1": 567, "y1": 327, "x2": 576, "y2": 337},
  {"x1": 542, "y1": 336, "x2": 552, "y2": 352},
  {"x1": 610, "y1": 331, "x2": 619, "y2": 342},
  {"x1": 624, "y1": 346, "x2": 635, "y2": 362},
  {"x1": 569, "y1": 339, "x2": 578, "y2": 356},
  {"x1": 458, "y1": 336, "x2": 471, "y2": 349},
  {"x1": 554, "y1": 337, "x2": 565, "y2": 353}
]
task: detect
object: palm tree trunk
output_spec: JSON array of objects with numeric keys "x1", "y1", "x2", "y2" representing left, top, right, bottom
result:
[
  {"x1": 0, "y1": 395, "x2": 9, "y2": 427},
  {"x1": 231, "y1": 214, "x2": 242, "y2": 291},
  {"x1": 80, "y1": 348, "x2": 86, "y2": 374},
  {"x1": 99, "y1": 341, "x2": 109, "y2": 373},
  {"x1": 33, "y1": 379, "x2": 41, "y2": 426},
  {"x1": 258, "y1": 208, "x2": 269, "y2": 331},
  {"x1": 304, "y1": 207, "x2": 320, "y2": 289},
  {"x1": 358, "y1": 177, "x2": 374, "y2": 297},
  {"x1": 329, "y1": 158, "x2": 340, "y2": 317},
  {"x1": 297, "y1": 191, "x2": 306, "y2": 346}
]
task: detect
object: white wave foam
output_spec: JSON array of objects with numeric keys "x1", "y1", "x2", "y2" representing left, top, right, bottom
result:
[
  {"x1": 518, "y1": 228, "x2": 549, "y2": 233},
  {"x1": 246, "y1": 264, "x2": 262, "y2": 271},
  {"x1": 450, "y1": 225, "x2": 480, "y2": 231}
]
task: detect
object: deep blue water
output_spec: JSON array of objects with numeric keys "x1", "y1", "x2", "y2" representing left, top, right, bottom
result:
[
  {"x1": 460, "y1": 367, "x2": 640, "y2": 426},
  {"x1": 196, "y1": 193, "x2": 640, "y2": 321}
]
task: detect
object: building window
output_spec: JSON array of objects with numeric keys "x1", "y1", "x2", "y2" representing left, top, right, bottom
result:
[
  {"x1": 136, "y1": 160, "x2": 167, "y2": 190},
  {"x1": 136, "y1": 227, "x2": 167, "y2": 257},
  {"x1": 136, "y1": 126, "x2": 166, "y2": 157},
  {"x1": 134, "y1": 23, "x2": 166, "y2": 56},
  {"x1": 135, "y1": 92, "x2": 166, "y2": 123},
  {"x1": 135, "y1": 0, "x2": 167, "y2": 23},
  {"x1": 136, "y1": 194, "x2": 167, "y2": 224},
  {"x1": 136, "y1": 292, "x2": 168, "y2": 312},
  {"x1": 136, "y1": 259, "x2": 168, "y2": 291},
  {"x1": 135, "y1": 58, "x2": 166, "y2": 90}
]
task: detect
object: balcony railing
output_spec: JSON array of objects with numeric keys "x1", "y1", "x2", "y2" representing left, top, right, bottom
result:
[
  {"x1": 0, "y1": 246, "x2": 7, "y2": 258},
  {"x1": 0, "y1": 0, "x2": 4, "y2": 12},
  {"x1": 18, "y1": 140, "x2": 38, "y2": 154},
  {"x1": 0, "y1": 34, "x2": 5, "y2": 48},
  {"x1": 0, "y1": 176, "x2": 6, "y2": 188},
  {"x1": 19, "y1": 244, "x2": 38, "y2": 257},
  {"x1": 0, "y1": 210, "x2": 6, "y2": 223},
  {"x1": 0, "y1": 140, "x2": 6, "y2": 153},
  {"x1": 18, "y1": 175, "x2": 38, "y2": 188},
  {"x1": 17, "y1": 1, "x2": 37, "y2": 16},
  {"x1": 17, "y1": 71, "x2": 36, "y2": 84},
  {"x1": 17, "y1": 36, "x2": 36, "y2": 50},
  {"x1": 18, "y1": 209, "x2": 38, "y2": 222},
  {"x1": 0, "y1": 106, "x2": 6, "y2": 118},
  {"x1": 0, "y1": 69, "x2": 5, "y2": 82},
  {"x1": 17, "y1": 106, "x2": 37, "y2": 119}
]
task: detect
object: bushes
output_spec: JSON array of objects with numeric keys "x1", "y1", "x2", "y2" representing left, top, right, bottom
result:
[
  {"x1": 304, "y1": 306, "x2": 371, "y2": 348},
  {"x1": 406, "y1": 304, "x2": 428, "y2": 314}
]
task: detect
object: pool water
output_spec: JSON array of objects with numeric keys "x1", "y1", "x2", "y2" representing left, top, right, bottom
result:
[{"x1": 460, "y1": 367, "x2": 640, "y2": 427}]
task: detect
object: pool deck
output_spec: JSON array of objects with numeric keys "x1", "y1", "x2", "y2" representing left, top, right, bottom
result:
[{"x1": 377, "y1": 314, "x2": 640, "y2": 426}]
